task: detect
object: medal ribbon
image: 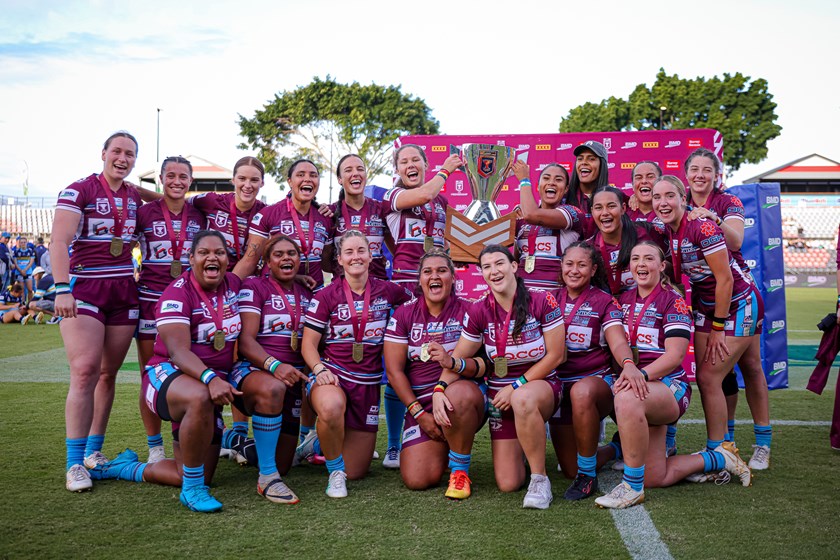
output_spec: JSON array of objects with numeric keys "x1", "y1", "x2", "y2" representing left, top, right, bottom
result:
[
  {"x1": 267, "y1": 276, "x2": 302, "y2": 338},
  {"x1": 527, "y1": 223, "x2": 540, "y2": 257},
  {"x1": 287, "y1": 197, "x2": 315, "y2": 265},
  {"x1": 596, "y1": 233, "x2": 622, "y2": 295},
  {"x1": 422, "y1": 199, "x2": 437, "y2": 243},
  {"x1": 161, "y1": 201, "x2": 187, "y2": 264},
  {"x1": 189, "y1": 272, "x2": 227, "y2": 340},
  {"x1": 668, "y1": 215, "x2": 688, "y2": 284},
  {"x1": 229, "y1": 196, "x2": 243, "y2": 259},
  {"x1": 98, "y1": 173, "x2": 125, "y2": 239},
  {"x1": 559, "y1": 285, "x2": 594, "y2": 328},
  {"x1": 341, "y1": 277, "x2": 371, "y2": 344},
  {"x1": 419, "y1": 295, "x2": 444, "y2": 345},
  {"x1": 488, "y1": 295, "x2": 515, "y2": 362},
  {"x1": 627, "y1": 284, "x2": 663, "y2": 347}
]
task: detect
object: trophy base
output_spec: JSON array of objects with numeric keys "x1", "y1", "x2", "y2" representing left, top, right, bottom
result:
[{"x1": 445, "y1": 206, "x2": 517, "y2": 264}]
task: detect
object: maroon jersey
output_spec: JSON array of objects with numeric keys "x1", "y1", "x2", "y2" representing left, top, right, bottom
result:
[
  {"x1": 148, "y1": 272, "x2": 242, "y2": 372},
  {"x1": 668, "y1": 216, "x2": 752, "y2": 314},
  {"x1": 515, "y1": 205, "x2": 584, "y2": 290},
  {"x1": 328, "y1": 197, "x2": 390, "y2": 280},
  {"x1": 238, "y1": 276, "x2": 312, "y2": 367},
  {"x1": 461, "y1": 289, "x2": 564, "y2": 391},
  {"x1": 383, "y1": 188, "x2": 447, "y2": 286},
  {"x1": 551, "y1": 286, "x2": 624, "y2": 381},
  {"x1": 190, "y1": 192, "x2": 266, "y2": 269},
  {"x1": 588, "y1": 224, "x2": 668, "y2": 295},
  {"x1": 304, "y1": 278, "x2": 413, "y2": 384},
  {"x1": 250, "y1": 199, "x2": 334, "y2": 287},
  {"x1": 137, "y1": 200, "x2": 205, "y2": 294},
  {"x1": 56, "y1": 174, "x2": 142, "y2": 278},
  {"x1": 384, "y1": 295, "x2": 470, "y2": 392},
  {"x1": 618, "y1": 286, "x2": 693, "y2": 381},
  {"x1": 627, "y1": 208, "x2": 663, "y2": 227},
  {"x1": 688, "y1": 188, "x2": 750, "y2": 276}
]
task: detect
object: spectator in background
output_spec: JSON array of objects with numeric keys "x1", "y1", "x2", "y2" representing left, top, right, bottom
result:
[
  {"x1": 34, "y1": 237, "x2": 47, "y2": 269},
  {"x1": 26, "y1": 266, "x2": 56, "y2": 324},
  {"x1": 40, "y1": 242, "x2": 52, "y2": 274},
  {"x1": 12, "y1": 236, "x2": 36, "y2": 301},
  {"x1": 0, "y1": 232, "x2": 11, "y2": 289},
  {"x1": 1, "y1": 282, "x2": 27, "y2": 324}
]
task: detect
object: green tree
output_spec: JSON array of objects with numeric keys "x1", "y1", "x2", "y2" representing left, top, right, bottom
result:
[
  {"x1": 237, "y1": 76, "x2": 440, "y2": 186},
  {"x1": 559, "y1": 69, "x2": 782, "y2": 173}
]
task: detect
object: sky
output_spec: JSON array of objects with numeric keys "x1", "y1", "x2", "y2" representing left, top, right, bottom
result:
[{"x1": 1, "y1": 0, "x2": 837, "y2": 204}]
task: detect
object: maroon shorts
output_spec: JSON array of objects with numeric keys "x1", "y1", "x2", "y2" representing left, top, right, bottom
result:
[
  {"x1": 401, "y1": 382, "x2": 488, "y2": 450},
  {"x1": 549, "y1": 376, "x2": 612, "y2": 427},
  {"x1": 307, "y1": 376, "x2": 380, "y2": 433},
  {"x1": 230, "y1": 360, "x2": 303, "y2": 435},
  {"x1": 488, "y1": 377, "x2": 563, "y2": 441},
  {"x1": 73, "y1": 276, "x2": 139, "y2": 326}
]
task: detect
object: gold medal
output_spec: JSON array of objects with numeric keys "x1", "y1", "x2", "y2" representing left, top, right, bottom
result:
[
  {"x1": 525, "y1": 255, "x2": 536, "y2": 273},
  {"x1": 424, "y1": 236, "x2": 434, "y2": 253},
  {"x1": 420, "y1": 343, "x2": 430, "y2": 362},
  {"x1": 213, "y1": 329, "x2": 225, "y2": 351},
  {"x1": 494, "y1": 356, "x2": 508, "y2": 377},
  {"x1": 352, "y1": 342, "x2": 364, "y2": 363},
  {"x1": 170, "y1": 260, "x2": 182, "y2": 278},
  {"x1": 291, "y1": 331, "x2": 299, "y2": 351},
  {"x1": 632, "y1": 346, "x2": 639, "y2": 365},
  {"x1": 109, "y1": 237, "x2": 124, "y2": 257}
]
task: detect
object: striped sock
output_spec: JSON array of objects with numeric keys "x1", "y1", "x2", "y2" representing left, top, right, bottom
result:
[
  {"x1": 706, "y1": 438, "x2": 724, "y2": 452},
  {"x1": 448, "y1": 450, "x2": 471, "y2": 474},
  {"x1": 699, "y1": 451, "x2": 725, "y2": 472},
  {"x1": 754, "y1": 424, "x2": 772, "y2": 448},
  {"x1": 84, "y1": 434, "x2": 105, "y2": 457},
  {"x1": 577, "y1": 453, "x2": 597, "y2": 477},
  {"x1": 182, "y1": 465, "x2": 205, "y2": 490},
  {"x1": 66, "y1": 437, "x2": 86, "y2": 470},
  {"x1": 609, "y1": 440, "x2": 623, "y2": 461},
  {"x1": 666, "y1": 424, "x2": 678, "y2": 449},
  {"x1": 325, "y1": 455, "x2": 345, "y2": 474},
  {"x1": 147, "y1": 434, "x2": 164, "y2": 450},
  {"x1": 252, "y1": 413, "x2": 283, "y2": 477},
  {"x1": 119, "y1": 462, "x2": 147, "y2": 483},
  {"x1": 623, "y1": 465, "x2": 645, "y2": 492},
  {"x1": 384, "y1": 385, "x2": 405, "y2": 450},
  {"x1": 726, "y1": 420, "x2": 736, "y2": 442},
  {"x1": 299, "y1": 424, "x2": 314, "y2": 445},
  {"x1": 232, "y1": 421, "x2": 249, "y2": 436}
]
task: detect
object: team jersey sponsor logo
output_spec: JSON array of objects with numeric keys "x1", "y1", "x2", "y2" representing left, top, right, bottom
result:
[
  {"x1": 59, "y1": 189, "x2": 80, "y2": 201},
  {"x1": 307, "y1": 300, "x2": 319, "y2": 314},
  {"x1": 386, "y1": 316, "x2": 398, "y2": 331},
  {"x1": 251, "y1": 213, "x2": 263, "y2": 226},
  {"x1": 128, "y1": 309, "x2": 140, "y2": 319},
  {"x1": 238, "y1": 289, "x2": 254, "y2": 302},
  {"x1": 366, "y1": 405, "x2": 380, "y2": 426},
  {"x1": 161, "y1": 300, "x2": 183, "y2": 313},
  {"x1": 636, "y1": 326, "x2": 661, "y2": 349},
  {"x1": 566, "y1": 325, "x2": 593, "y2": 351},
  {"x1": 402, "y1": 424, "x2": 421, "y2": 443}
]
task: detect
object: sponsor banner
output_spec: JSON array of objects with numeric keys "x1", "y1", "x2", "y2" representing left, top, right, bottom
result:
[
  {"x1": 779, "y1": 194, "x2": 840, "y2": 208},
  {"x1": 729, "y1": 183, "x2": 788, "y2": 390},
  {"x1": 783, "y1": 272, "x2": 837, "y2": 288}
]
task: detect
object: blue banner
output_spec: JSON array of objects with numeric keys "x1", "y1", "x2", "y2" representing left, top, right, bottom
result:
[{"x1": 729, "y1": 183, "x2": 788, "y2": 389}]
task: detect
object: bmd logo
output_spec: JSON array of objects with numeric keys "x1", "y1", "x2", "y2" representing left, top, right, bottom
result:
[
  {"x1": 764, "y1": 238, "x2": 781, "y2": 250},
  {"x1": 768, "y1": 279, "x2": 783, "y2": 292},
  {"x1": 536, "y1": 144, "x2": 550, "y2": 151},
  {"x1": 744, "y1": 217, "x2": 755, "y2": 228},
  {"x1": 643, "y1": 142, "x2": 659, "y2": 148},
  {"x1": 769, "y1": 320, "x2": 785, "y2": 333},
  {"x1": 621, "y1": 162, "x2": 635, "y2": 169},
  {"x1": 770, "y1": 361, "x2": 787, "y2": 376},
  {"x1": 746, "y1": 259, "x2": 758, "y2": 269},
  {"x1": 431, "y1": 146, "x2": 446, "y2": 152},
  {"x1": 762, "y1": 196, "x2": 780, "y2": 209}
]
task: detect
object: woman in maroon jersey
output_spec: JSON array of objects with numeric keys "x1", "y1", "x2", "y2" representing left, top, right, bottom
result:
[
  {"x1": 384, "y1": 250, "x2": 486, "y2": 499},
  {"x1": 234, "y1": 235, "x2": 312, "y2": 504},
  {"x1": 51, "y1": 132, "x2": 144, "y2": 492},
  {"x1": 301, "y1": 230, "x2": 413, "y2": 498}
]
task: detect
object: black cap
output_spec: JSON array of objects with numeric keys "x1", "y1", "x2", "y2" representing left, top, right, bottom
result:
[{"x1": 574, "y1": 140, "x2": 608, "y2": 161}]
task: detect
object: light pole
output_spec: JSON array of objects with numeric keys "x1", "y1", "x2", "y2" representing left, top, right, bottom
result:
[{"x1": 659, "y1": 106, "x2": 667, "y2": 130}]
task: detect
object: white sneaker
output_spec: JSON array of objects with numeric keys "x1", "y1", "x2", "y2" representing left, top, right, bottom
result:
[
  {"x1": 372, "y1": 450, "x2": 380, "y2": 460},
  {"x1": 20, "y1": 315, "x2": 31, "y2": 326},
  {"x1": 83, "y1": 451, "x2": 109, "y2": 470},
  {"x1": 382, "y1": 446, "x2": 400, "y2": 469},
  {"x1": 326, "y1": 470, "x2": 348, "y2": 498},
  {"x1": 295, "y1": 430, "x2": 318, "y2": 463},
  {"x1": 522, "y1": 474, "x2": 553, "y2": 509},
  {"x1": 66, "y1": 464, "x2": 93, "y2": 492},
  {"x1": 715, "y1": 442, "x2": 752, "y2": 487},
  {"x1": 595, "y1": 481, "x2": 645, "y2": 509},
  {"x1": 147, "y1": 445, "x2": 166, "y2": 464},
  {"x1": 748, "y1": 445, "x2": 770, "y2": 471},
  {"x1": 612, "y1": 458, "x2": 625, "y2": 471}
]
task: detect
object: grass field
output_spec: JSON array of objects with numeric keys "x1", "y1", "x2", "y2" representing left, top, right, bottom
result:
[{"x1": 1, "y1": 288, "x2": 839, "y2": 559}]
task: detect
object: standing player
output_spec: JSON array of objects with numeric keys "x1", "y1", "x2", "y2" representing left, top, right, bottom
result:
[
  {"x1": 11, "y1": 236, "x2": 36, "y2": 301},
  {"x1": 512, "y1": 160, "x2": 584, "y2": 290},
  {"x1": 384, "y1": 250, "x2": 486, "y2": 498},
  {"x1": 437, "y1": 245, "x2": 566, "y2": 509},
  {"x1": 626, "y1": 161, "x2": 664, "y2": 226},
  {"x1": 564, "y1": 140, "x2": 610, "y2": 239},
  {"x1": 51, "y1": 131, "x2": 143, "y2": 491},
  {"x1": 135, "y1": 156, "x2": 205, "y2": 463},
  {"x1": 300, "y1": 231, "x2": 413, "y2": 498}
]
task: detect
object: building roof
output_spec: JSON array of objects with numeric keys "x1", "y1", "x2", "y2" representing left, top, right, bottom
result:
[
  {"x1": 138, "y1": 155, "x2": 232, "y2": 185},
  {"x1": 745, "y1": 154, "x2": 840, "y2": 183}
]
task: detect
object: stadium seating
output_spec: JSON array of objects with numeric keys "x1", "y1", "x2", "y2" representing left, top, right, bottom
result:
[{"x1": 0, "y1": 204, "x2": 55, "y2": 238}]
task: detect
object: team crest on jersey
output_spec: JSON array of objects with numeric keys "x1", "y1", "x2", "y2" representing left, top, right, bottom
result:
[
  {"x1": 215, "y1": 211, "x2": 229, "y2": 228},
  {"x1": 96, "y1": 199, "x2": 111, "y2": 215},
  {"x1": 487, "y1": 323, "x2": 496, "y2": 342},
  {"x1": 410, "y1": 323, "x2": 423, "y2": 342},
  {"x1": 280, "y1": 221, "x2": 294, "y2": 236},
  {"x1": 270, "y1": 294, "x2": 286, "y2": 310},
  {"x1": 153, "y1": 222, "x2": 167, "y2": 237},
  {"x1": 337, "y1": 304, "x2": 351, "y2": 321}
]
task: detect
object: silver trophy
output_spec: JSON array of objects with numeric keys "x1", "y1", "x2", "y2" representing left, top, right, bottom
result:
[{"x1": 455, "y1": 144, "x2": 516, "y2": 224}]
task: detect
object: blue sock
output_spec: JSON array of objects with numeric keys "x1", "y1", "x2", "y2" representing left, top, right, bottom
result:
[
  {"x1": 666, "y1": 424, "x2": 678, "y2": 450},
  {"x1": 119, "y1": 462, "x2": 147, "y2": 482},
  {"x1": 577, "y1": 453, "x2": 597, "y2": 477},
  {"x1": 232, "y1": 421, "x2": 249, "y2": 436},
  {"x1": 383, "y1": 385, "x2": 404, "y2": 450},
  {"x1": 325, "y1": 455, "x2": 345, "y2": 474},
  {"x1": 182, "y1": 465, "x2": 205, "y2": 490},
  {"x1": 252, "y1": 413, "x2": 283, "y2": 477},
  {"x1": 299, "y1": 424, "x2": 314, "y2": 444},
  {"x1": 706, "y1": 438, "x2": 724, "y2": 452},
  {"x1": 699, "y1": 450, "x2": 725, "y2": 472},
  {"x1": 66, "y1": 437, "x2": 87, "y2": 470},
  {"x1": 448, "y1": 450, "x2": 472, "y2": 474},
  {"x1": 609, "y1": 440, "x2": 623, "y2": 461},
  {"x1": 623, "y1": 465, "x2": 645, "y2": 492},
  {"x1": 84, "y1": 434, "x2": 105, "y2": 457},
  {"x1": 754, "y1": 424, "x2": 772, "y2": 448},
  {"x1": 726, "y1": 420, "x2": 736, "y2": 442},
  {"x1": 313, "y1": 438, "x2": 322, "y2": 456},
  {"x1": 147, "y1": 434, "x2": 164, "y2": 450}
]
